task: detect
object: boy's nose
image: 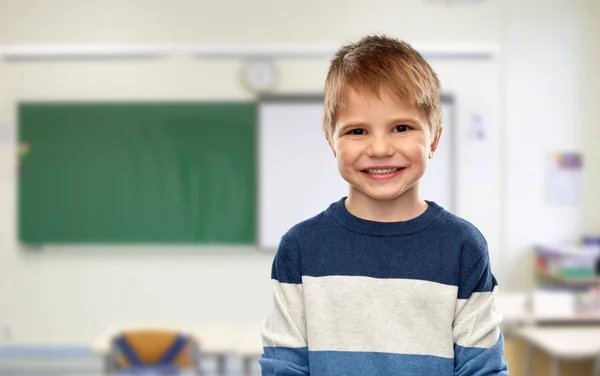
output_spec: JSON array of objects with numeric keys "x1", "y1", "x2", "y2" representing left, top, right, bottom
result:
[{"x1": 367, "y1": 135, "x2": 395, "y2": 157}]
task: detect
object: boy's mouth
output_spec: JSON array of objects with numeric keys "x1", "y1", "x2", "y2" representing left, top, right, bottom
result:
[
  {"x1": 360, "y1": 166, "x2": 405, "y2": 180},
  {"x1": 363, "y1": 167, "x2": 401, "y2": 175}
]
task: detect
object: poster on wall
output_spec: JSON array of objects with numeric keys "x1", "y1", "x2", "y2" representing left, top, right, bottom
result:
[{"x1": 545, "y1": 152, "x2": 583, "y2": 205}]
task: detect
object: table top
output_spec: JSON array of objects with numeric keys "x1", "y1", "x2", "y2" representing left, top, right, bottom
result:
[{"x1": 516, "y1": 325, "x2": 600, "y2": 360}]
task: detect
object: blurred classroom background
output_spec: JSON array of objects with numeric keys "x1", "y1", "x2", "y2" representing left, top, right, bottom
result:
[{"x1": 0, "y1": 0, "x2": 599, "y2": 375}]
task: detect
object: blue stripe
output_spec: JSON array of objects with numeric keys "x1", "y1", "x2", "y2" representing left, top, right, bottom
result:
[
  {"x1": 308, "y1": 350, "x2": 453, "y2": 376},
  {"x1": 301, "y1": 230, "x2": 460, "y2": 285},
  {"x1": 275, "y1": 219, "x2": 460, "y2": 286},
  {"x1": 259, "y1": 347, "x2": 453, "y2": 376},
  {"x1": 457, "y1": 253, "x2": 498, "y2": 299},
  {"x1": 260, "y1": 343, "x2": 507, "y2": 376},
  {"x1": 454, "y1": 334, "x2": 508, "y2": 375},
  {"x1": 271, "y1": 235, "x2": 303, "y2": 284},
  {"x1": 259, "y1": 347, "x2": 309, "y2": 375}
]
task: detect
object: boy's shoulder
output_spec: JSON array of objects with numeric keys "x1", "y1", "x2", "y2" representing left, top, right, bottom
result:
[
  {"x1": 434, "y1": 206, "x2": 487, "y2": 245},
  {"x1": 280, "y1": 201, "x2": 336, "y2": 244},
  {"x1": 433, "y1": 205, "x2": 491, "y2": 268}
]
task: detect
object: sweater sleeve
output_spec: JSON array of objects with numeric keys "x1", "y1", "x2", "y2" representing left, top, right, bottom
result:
[
  {"x1": 453, "y1": 233, "x2": 509, "y2": 376},
  {"x1": 258, "y1": 232, "x2": 310, "y2": 376}
]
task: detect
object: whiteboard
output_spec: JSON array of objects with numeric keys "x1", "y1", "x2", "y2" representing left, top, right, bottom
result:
[{"x1": 258, "y1": 96, "x2": 455, "y2": 249}]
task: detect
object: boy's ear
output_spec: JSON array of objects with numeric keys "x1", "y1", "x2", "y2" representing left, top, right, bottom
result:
[
  {"x1": 429, "y1": 125, "x2": 443, "y2": 159},
  {"x1": 328, "y1": 138, "x2": 337, "y2": 157},
  {"x1": 327, "y1": 132, "x2": 337, "y2": 157}
]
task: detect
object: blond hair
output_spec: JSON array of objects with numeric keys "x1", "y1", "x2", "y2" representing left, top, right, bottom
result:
[{"x1": 323, "y1": 35, "x2": 442, "y2": 143}]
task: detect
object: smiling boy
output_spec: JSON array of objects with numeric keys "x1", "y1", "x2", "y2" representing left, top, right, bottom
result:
[{"x1": 258, "y1": 35, "x2": 509, "y2": 376}]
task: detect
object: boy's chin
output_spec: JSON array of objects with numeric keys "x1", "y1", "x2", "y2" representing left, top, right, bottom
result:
[{"x1": 353, "y1": 187, "x2": 411, "y2": 202}]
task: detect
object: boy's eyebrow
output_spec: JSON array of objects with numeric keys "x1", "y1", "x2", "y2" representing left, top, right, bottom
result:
[
  {"x1": 337, "y1": 121, "x2": 368, "y2": 132},
  {"x1": 388, "y1": 117, "x2": 423, "y2": 126}
]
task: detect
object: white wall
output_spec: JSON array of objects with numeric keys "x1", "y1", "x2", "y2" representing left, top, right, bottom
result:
[
  {"x1": 582, "y1": 0, "x2": 600, "y2": 234},
  {"x1": 503, "y1": 0, "x2": 600, "y2": 290},
  {"x1": 0, "y1": 0, "x2": 596, "y2": 345},
  {"x1": 0, "y1": 0, "x2": 501, "y2": 45}
]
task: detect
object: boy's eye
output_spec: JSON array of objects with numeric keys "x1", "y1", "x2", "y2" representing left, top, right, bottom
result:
[
  {"x1": 348, "y1": 129, "x2": 365, "y2": 135},
  {"x1": 394, "y1": 125, "x2": 409, "y2": 133}
]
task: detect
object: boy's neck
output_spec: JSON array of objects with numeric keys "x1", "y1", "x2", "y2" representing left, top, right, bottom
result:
[{"x1": 345, "y1": 187, "x2": 428, "y2": 223}]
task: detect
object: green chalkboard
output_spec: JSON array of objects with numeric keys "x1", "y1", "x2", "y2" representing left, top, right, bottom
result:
[{"x1": 18, "y1": 102, "x2": 257, "y2": 245}]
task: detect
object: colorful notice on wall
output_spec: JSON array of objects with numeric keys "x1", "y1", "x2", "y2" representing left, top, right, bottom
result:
[{"x1": 545, "y1": 152, "x2": 583, "y2": 205}]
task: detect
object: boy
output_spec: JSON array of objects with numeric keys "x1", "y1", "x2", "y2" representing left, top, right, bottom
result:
[{"x1": 258, "y1": 35, "x2": 508, "y2": 376}]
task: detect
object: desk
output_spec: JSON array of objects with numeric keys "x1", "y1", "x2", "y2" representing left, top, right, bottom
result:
[
  {"x1": 516, "y1": 326, "x2": 600, "y2": 376},
  {"x1": 496, "y1": 292, "x2": 600, "y2": 327},
  {"x1": 91, "y1": 323, "x2": 263, "y2": 376}
]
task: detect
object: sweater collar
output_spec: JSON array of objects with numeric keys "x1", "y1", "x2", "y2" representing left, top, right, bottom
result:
[{"x1": 326, "y1": 197, "x2": 444, "y2": 236}]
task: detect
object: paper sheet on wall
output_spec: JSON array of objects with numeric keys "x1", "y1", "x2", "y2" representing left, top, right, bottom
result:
[
  {"x1": 467, "y1": 112, "x2": 491, "y2": 143},
  {"x1": 545, "y1": 152, "x2": 583, "y2": 205}
]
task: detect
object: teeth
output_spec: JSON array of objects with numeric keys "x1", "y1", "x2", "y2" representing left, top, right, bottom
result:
[{"x1": 366, "y1": 168, "x2": 399, "y2": 174}]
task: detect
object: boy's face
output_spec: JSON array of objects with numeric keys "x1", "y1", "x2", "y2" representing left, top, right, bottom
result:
[{"x1": 330, "y1": 88, "x2": 440, "y2": 204}]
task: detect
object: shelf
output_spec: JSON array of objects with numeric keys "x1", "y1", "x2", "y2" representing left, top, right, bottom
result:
[{"x1": 535, "y1": 266, "x2": 600, "y2": 286}]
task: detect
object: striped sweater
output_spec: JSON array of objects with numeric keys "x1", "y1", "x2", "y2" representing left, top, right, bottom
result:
[{"x1": 259, "y1": 198, "x2": 508, "y2": 376}]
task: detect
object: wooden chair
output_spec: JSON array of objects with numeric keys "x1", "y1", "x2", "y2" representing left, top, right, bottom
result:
[{"x1": 105, "y1": 329, "x2": 202, "y2": 374}]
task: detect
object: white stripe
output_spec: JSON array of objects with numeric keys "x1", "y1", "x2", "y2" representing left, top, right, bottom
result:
[
  {"x1": 261, "y1": 280, "x2": 307, "y2": 348},
  {"x1": 453, "y1": 286, "x2": 502, "y2": 348},
  {"x1": 303, "y1": 275, "x2": 458, "y2": 358}
]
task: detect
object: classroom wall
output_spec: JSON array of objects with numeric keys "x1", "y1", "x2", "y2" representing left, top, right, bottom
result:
[
  {"x1": 503, "y1": 0, "x2": 600, "y2": 290},
  {"x1": 0, "y1": 0, "x2": 596, "y2": 345},
  {"x1": 583, "y1": 0, "x2": 600, "y2": 235}
]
